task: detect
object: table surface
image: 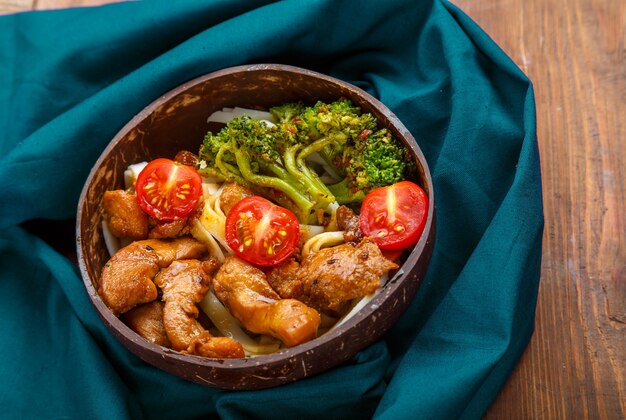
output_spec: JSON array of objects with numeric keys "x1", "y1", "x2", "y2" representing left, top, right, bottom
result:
[{"x1": 1, "y1": 0, "x2": 624, "y2": 418}]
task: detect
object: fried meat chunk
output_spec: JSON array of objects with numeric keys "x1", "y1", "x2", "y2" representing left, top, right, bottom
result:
[
  {"x1": 99, "y1": 238, "x2": 207, "y2": 315},
  {"x1": 148, "y1": 217, "x2": 189, "y2": 239},
  {"x1": 147, "y1": 200, "x2": 203, "y2": 239},
  {"x1": 218, "y1": 182, "x2": 254, "y2": 215},
  {"x1": 103, "y1": 190, "x2": 149, "y2": 240},
  {"x1": 186, "y1": 332, "x2": 246, "y2": 359},
  {"x1": 122, "y1": 301, "x2": 170, "y2": 347},
  {"x1": 335, "y1": 205, "x2": 363, "y2": 245},
  {"x1": 143, "y1": 237, "x2": 207, "y2": 267},
  {"x1": 212, "y1": 257, "x2": 321, "y2": 347},
  {"x1": 266, "y1": 259, "x2": 302, "y2": 299},
  {"x1": 268, "y1": 238, "x2": 398, "y2": 314},
  {"x1": 154, "y1": 259, "x2": 244, "y2": 358},
  {"x1": 173, "y1": 150, "x2": 199, "y2": 167}
]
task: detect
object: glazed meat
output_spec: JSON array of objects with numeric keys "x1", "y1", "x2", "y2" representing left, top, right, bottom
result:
[
  {"x1": 143, "y1": 237, "x2": 207, "y2": 267},
  {"x1": 148, "y1": 217, "x2": 189, "y2": 239},
  {"x1": 174, "y1": 150, "x2": 199, "y2": 167},
  {"x1": 335, "y1": 205, "x2": 363, "y2": 245},
  {"x1": 187, "y1": 332, "x2": 245, "y2": 359},
  {"x1": 122, "y1": 301, "x2": 170, "y2": 347},
  {"x1": 266, "y1": 259, "x2": 303, "y2": 299},
  {"x1": 99, "y1": 237, "x2": 208, "y2": 315},
  {"x1": 299, "y1": 238, "x2": 398, "y2": 313},
  {"x1": 148, "y1": 200, "x2": 203, "y2": 239},
  {"x1": 99, "y1": 241, "x2": 159, "y2": 315},
  {"x1": 154, "y1": 259, "x2": 244, "y2": 358},
  {"x1": 268, "y1": 238, "x2": 398, "y2": 314},
  {"x1": 218, "y1": 182, "x2": 254, "y2": 215},
  {"x1": 102, "y1": 188, "x2": 196, "y2": 240},
  {"x1": 102, "y1": 190, "x2": 149, "y2": 240},
  {"x1": 212, "y1": 257, "x2": 321, "y2": 347}
]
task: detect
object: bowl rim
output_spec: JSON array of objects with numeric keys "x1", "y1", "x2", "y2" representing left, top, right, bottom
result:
[{"x1": 76, "y1": 63, "x2": 436, "y2": 387}]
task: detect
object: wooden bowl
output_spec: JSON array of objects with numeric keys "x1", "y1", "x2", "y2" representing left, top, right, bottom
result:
[{"x1": 76, "y1": 64, "x2": 435, "y2": 390}]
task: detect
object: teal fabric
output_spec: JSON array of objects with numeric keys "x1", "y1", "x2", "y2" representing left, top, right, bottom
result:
[{"x1": 0, "y1": 0, "x2": 542, "y2": 418}]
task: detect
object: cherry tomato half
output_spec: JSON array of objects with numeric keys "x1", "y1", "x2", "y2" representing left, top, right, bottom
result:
[
  {"x1": 359, "y1": 181, "x2": 429, "y2": 251},
  {"x1": 135, "y1": 158, "x2": 202, "y2": 221},
  {"x1": 225, "y1": 196, "x2": 300, "y2": 266}
]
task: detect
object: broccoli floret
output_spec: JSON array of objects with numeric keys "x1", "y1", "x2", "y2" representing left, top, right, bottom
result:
[
  {"x1": 289, "y1": 100, "x2": 404, "y2": 204},
  {"x1": 294, "y1": 99, "x2": 376, "y2": 142},
  {"x1": 328, "y1": 128, "x2": 408, "y2": 204},
  {"x1": 269, "y1": 102, "x2": 306, "y2": 123},
  {"x1": 198, "y1": 115, "x2": 333, "y2": 224},
  {"x1": 198, "y1": 100, "x2": 410, "y2": 221},
  {"x1": 198, "y1": 125, "x2": 239, "y2": 180},
  {"x1": 293, "y1": 100, "x2": 377, "y2": 173}
]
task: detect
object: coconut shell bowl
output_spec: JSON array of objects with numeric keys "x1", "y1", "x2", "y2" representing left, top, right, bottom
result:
[{"x1": 76, "y1": 64, "x2": 435, "y2": 390}]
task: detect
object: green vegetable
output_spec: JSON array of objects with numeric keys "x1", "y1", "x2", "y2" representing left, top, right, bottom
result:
[
  {"x1": 291, "y1": 100, "x2": 377, "y2": 170},
  {"x1": 269, "y1": 102, "x2": 306, "y2": 123},
  {"x1": 328, "y1": 128, "x2": 409, "y2": 204},
  {"x1": 198, "y1": 99, "x2": 409, "y2": 222},
  {"x1": 199, "y1": 115, "x2": 332, "y2": 224}
]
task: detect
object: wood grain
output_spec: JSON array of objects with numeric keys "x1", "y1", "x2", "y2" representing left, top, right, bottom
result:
[
  {"x1": 0, "y1": 0, "x2": 122, "y2": 14},
  {"x1": 0, "y1": 0, "x2": 32, "y2": 14},
  {"x1": 449, "y1": 0, "x2": 626, "y2": 418},
  {"x1": 1, "y1": 0, "x2": 624, "y2": 418}
]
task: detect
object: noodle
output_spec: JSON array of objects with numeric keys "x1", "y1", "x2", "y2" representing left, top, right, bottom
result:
[
  {"x1": 199, "y1": 290, "x2": 281, "y2": 356},
  {"x1": 301, "y1": 231, "x2": 346, "y2": 258}
]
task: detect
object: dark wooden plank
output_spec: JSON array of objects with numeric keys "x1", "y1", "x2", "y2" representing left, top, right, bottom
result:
[{"x1": 450, "y1": 0, "x2": 626, "y2": 418}]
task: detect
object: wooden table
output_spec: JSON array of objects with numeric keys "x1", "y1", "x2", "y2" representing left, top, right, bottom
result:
[{"x1": 2, "y1": 0, "x2": 624, "y2": 418}]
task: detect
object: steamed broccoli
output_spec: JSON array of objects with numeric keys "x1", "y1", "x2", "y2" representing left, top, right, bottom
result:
[
  {"x1": 269, "y1": 102, "x2": 306, "y2": 124},
  {"x1": 327, "y1": 128, "x2": 409, "y2": 203},
  {"x1": 291, "y1": 100, "x2": 377, "y2": 171},
  {"x1": 286, "y1": 100, "x2": 408, "y2": 204},
  {"x1": 198, "y1": 115, "x2": 333, "y2": 224},
  {"x1": 198, "y1": 99, "x2": 410, "y2": 222}
]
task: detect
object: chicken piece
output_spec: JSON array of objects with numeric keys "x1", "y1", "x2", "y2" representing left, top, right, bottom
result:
[
  {"x1": 336, "y1": 205, "x2": 363, "y2": 245},
  {"x1": 143, "y1": 237, "x2": 207, "y2": 267},
  {"x1": 174, "y1": 150, "x2": 199, "y2": 167},
  {"x1": 99, "y1": 241, "x2": 159, "y2": 315},
  {"x1": 148, "y1": 200, "x2": 202, "y2": 239},
  {"x1": 99, "y1": 237, "x2": 208, "y2": 315},
  {"x1": 187, "y1": 331, "x2": 246, "y2": 359},
  {"x1": 269, "y1": 238, "x2": 399, "y2": 314},
  {"x1": 122, "y1": 301, "x2": 170, "y2": 347},
  {"x1": 153, "y1": 259, "x2": 212, "y2": 350},
  {"x1": 148, "y1": 217, "x2": 189, "y2": 239},
  {"x1": 212, "y1": 257, "x2": 321, "y2": 347},
  {"x1": 299, "y1": 238, "x2": 398, "y2": 313},
  {"x1": 102, "y1": 190, "x2": 149, "y2": 240},
  {"x1": 154, "y1": 259, "x2": 244, "y2": 358},
  {"x1": 267, "y1": 259, "x2": 303, "y2": 299},
  {"x1": 218, "y1": 182, "x2": 254, "y2": 215}
]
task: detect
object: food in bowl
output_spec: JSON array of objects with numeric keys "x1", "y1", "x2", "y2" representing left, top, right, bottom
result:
[
  {"x1": 77, "y1": 64, "x2": 435, "y2": 389},
  {"x1": 97, "y1": 99, "x2": 429, "y2": 359}
]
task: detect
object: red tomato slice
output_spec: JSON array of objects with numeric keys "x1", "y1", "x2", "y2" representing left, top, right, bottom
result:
[
  {"x1": 225, "y1": 196, "x2": 300, "y2": 266},
  {"x1": 359, "y1": 181, "x2": 428, "y2": 251},
  {"x1": 135, "y1": 158, "x2": 202, "y2": 221}
]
